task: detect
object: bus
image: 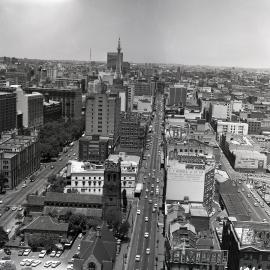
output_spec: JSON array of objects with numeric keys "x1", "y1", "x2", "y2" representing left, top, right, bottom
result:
[{"x1": 134, "y1": 183, "x2": 143, "y2": 198}]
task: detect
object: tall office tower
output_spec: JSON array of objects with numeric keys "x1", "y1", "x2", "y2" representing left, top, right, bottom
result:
[
  {"x1": 168, "y1": 84, "x2": 187, "y2": 107},
  {"x1": 176, "y1": 66, "x2": 181, "y2": 82},
  {"x1": 134, "y1": 80, "x2": 151, "y2": 96},
  {"x1": 14, "y1": 85, "x2": 44, "y2": 129},
  {"x1": 107, "y1": 39, "x2": 123, "y2": 73},
  {"x1": 102, "y1": 160, "x2": 122, "y2": 221},
  {"x1": 0, "y1": 92, "x2": 17, "y2": 133},
  {"x1": 85, "y1": 91, "x2": 120, "y2": 146},
  {"x1": 127, "y1": 84, "x2": 135, "y2": 110},
  {"x1": 115, "y1": 38, "x2": 122, "y2": 80}
]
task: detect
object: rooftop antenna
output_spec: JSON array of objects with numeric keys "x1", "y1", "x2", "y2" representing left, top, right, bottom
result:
[{"x1": 89, "y1": 48, "x2": 92, "y2": 74}]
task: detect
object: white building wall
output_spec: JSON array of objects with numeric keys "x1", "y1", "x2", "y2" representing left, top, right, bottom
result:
[{"x1": 217, "y1": 121, "x2": 248, "y2": 136}]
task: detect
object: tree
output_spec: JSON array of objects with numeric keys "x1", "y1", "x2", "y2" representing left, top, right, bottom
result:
[
  {"x1": 122, "y1": 189, "x2": 127, "y2": 211},
  {"x1": 15, "y1": 212, "x2": 24, "y2": 220},
  {"x1": 0, "y1": 226, "x2": 9, "y2": 248},
  {"x1": 0, "y1": 261, "x2": 16, "y2": 270},
  {"x1": 28, "y1": 235, "x2": 42, "y2": 251},
  {"x1": 47, "y1": 175, "x2": 66, "y2": 193},
  {"x1": 28, "y1": 235, "x2": 55, "y2": 251},
  {"x1": 0, "y1": 173, "x2": 8, "y2": 193},
  {"x1": 118, "y1": 221, "x2": 130, "y2": 236},
  {"x1": 104, "y1": 208, "x2": 121, "y2": 230}
]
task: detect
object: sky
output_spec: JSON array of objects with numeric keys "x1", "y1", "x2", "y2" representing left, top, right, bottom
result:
[{"x1": 1, "y1": 0, "x2": 270, "y2": 68}]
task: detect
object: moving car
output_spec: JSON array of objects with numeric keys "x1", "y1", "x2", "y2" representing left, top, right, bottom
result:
[
  {"x1": 135, "y1": 255, "x2": 141, "y2": 262},
  {"x1": 144, "y1": 232, "x2": 149, "y2": 238},
  {"x1": 146, "y1": 248, "x2": 150, "y2": 254},
  {"x1": 145, "y1": 217, "x2": 149, "y2": 222},
  {"x1": 137, "y1": 209, "x2": 141, "y2": 215}
]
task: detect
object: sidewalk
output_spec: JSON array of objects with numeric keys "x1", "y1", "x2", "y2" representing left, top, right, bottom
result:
[
  {"x1": 155, "y1": 212, "x2": 166, "y2": 270},
  {"x1": 114, "y1": 199, "x2": 137, "y2": 270}
]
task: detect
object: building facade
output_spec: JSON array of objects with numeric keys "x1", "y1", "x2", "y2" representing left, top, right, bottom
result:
[
  {"x1": 168, "y1": 85, "x2": 187, "y2": 107},
  {"x1": 216, "y1": 121, "x2": 248, "y2": 137},
  {"x1": 43, "y1": 100, "x2": 62, "y2": 123},
  {"x1": 0, "y1": 92, "x2": 16, "y2": 133},
  {"x1": 25, "y1": 86, "x2": 82, "y2": 121},
  {"x1": 118, "y1": 112, "x2": 146, "y2": 153},
  {"x1": 0, "y1": 131, "x2": 40, "y2": 189},
  {"x1": 166, "y1": 156, "x2": 215, "y2": 213},
  {"x1": 210, "y1": 102, "x2": 232, "y2": 121},
  {"x1": 85, "y1": 91, "x2": 121, "y2": 147},
  {"x1": 102, "y1": 160, "x2": 122, "y2": 221},
  {"x1": 65, "y1": 156, "x2": 138, "y2": 198},
  {"x1": 134, "y1": 81, "x2": 151, "y2": 96},
  {"x1": 15, "y1": 85, "x2": 44, "y2": 129},
  {"x1": 79, "y1": 135, "x2": 109, "y2": 163},
  {"x1": 222, "y1": 220, "x2": 270, "y2": 270}
]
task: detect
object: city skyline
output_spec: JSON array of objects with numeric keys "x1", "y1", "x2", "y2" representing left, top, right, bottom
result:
[{"x1": 1, "y1": 0, "x2": 270, "y2": 68}]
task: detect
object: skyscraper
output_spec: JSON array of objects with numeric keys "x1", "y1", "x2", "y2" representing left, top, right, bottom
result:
[
  {"x1": 0, "y1": 92, "x2": 17, "y2": 133},
  {"x1": 168, "y1": 84, "x2": 187, "y2": 107},
  {"x1": 114, "y1": 38, "x2": 122, "y2": 80},
  {"x1": 107, "y1": 38, "x2": 123, "y2": 73}
]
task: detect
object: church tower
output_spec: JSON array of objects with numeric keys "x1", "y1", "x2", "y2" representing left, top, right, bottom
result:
[{"x1": 102, "y1": 160, "x2": 122, "y2": 221}]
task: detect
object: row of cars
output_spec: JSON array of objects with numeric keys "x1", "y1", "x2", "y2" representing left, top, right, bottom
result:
[
  {"x1": 17, "y1": 249, "x2": 62, "y2": 258},
  {"x1": 20, "y1": 259, "x2": 61, "y2": 268}
]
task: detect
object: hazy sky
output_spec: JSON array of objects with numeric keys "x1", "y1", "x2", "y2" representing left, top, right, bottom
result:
[{"x1": 1, "y1": 0, "x2": 270, "y2": 68}]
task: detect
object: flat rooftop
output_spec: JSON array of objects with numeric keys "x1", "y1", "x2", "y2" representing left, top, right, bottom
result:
[{"x1": 234, "y1": 221, "x2": 270, "y2": 251}]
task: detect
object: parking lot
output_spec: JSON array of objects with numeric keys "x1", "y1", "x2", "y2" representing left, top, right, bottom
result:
[{"x1": 0, "y1": 236, "x2": 81, "y2": 270}]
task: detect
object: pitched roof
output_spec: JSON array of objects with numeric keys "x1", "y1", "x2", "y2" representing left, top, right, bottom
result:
[
  {"x1": 22, "y1": 215, "x2": 68, "y2": 232},
  {"x1": 45, "y1": 192, "x2": 102, "y2": 204},
  {"x1": 78, "y1": 225, "x2": 116, "y2": 268},
  {"x1": 26, "y1": 195, "x2": 45, "y2": 206}
]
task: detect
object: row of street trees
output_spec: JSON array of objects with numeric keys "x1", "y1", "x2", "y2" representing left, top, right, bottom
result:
[{"x1": 39, "y1": 119, "x2": 84, "y2": 161}]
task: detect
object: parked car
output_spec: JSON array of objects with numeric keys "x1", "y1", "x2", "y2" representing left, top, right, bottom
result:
[
  {"x1": 23, "y1": 249, "x2": 31, "y2": 256},
  {"x1": 51, "y1": 261, "x2": 61, "y2": 268},
  {"x1": 44, "y1": 261, "x2": 53, "y2": 268},
  {"x1": 39, "y1": 250, "x2": 47, "y2": 258},
  {"x1": 56, "y1": 251, "x2": 62, "y2": 258},
  {"x1": 31, "y1": 260, "x2": 41, "y2": 267},
  {"x1": 18, "y1": 249, "x2": 24, "y2": 256},
  {"x1": 50, "y1": 250, "x2": 56, "y2": 257}
]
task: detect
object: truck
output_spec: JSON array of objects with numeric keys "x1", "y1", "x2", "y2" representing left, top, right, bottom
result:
[{"x1": 134, "y1": 183, "x2": 143, "y2": 198}]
